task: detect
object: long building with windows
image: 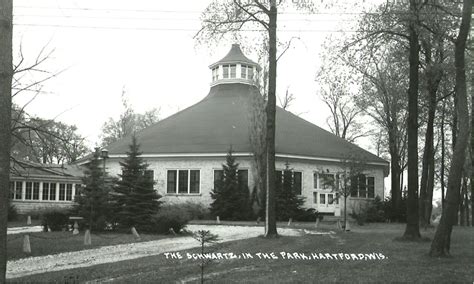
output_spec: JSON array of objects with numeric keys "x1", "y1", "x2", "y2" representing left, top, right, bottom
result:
[
  {"x1": 89, "y1": 44, "x2": 389, "y2": 217},
  {"x1": 10, "y1": 160, "x2": 82, "y2": 214}
]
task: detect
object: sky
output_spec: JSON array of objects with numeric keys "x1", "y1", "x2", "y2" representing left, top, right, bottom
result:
[{"x1": 12, "y1": 0, "x2": 375, "y2": 149}]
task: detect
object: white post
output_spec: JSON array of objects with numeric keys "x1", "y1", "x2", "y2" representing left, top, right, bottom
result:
[
  {"x1": 23, "y1": 235, "x2": 31, "y2": 253},
  {"x1": 84, "y1": 229, "x2": 91, "y2": 245}
]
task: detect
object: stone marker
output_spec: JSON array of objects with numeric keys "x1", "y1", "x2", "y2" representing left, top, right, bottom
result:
[
  {"x1": 26, "y1": 215, "x2": 31, "y2": 226},
  {"x1": 216, "y1": 216, "x2": 220, "y2": 224},
  {"x1": 345, "y1": 220, "x2": 351, "y2": 231},
  {"x1": 72, "y1": 222, "x2": 80, "y2": 235},
  {"x1": 287, "y1": 218, "x2": 292, "y2": 227},
  {"x1": 315, "y1": 218, "x2": 320, "y2": 228},
  {"x1": 23, "y1": 235, "x2": 31, "y2": 253},
  {"x1": 84, "y1": 229, "x2": 91, "y2": 245},
  {"x1": 131, "y1": 227, "x2": 141, "y2": 240}
]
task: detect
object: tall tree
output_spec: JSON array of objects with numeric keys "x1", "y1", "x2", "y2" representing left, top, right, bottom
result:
[
  {"x1": 210, "y1": 148, "x2": 251, "y2": 220},
  {"x1": 403, "y1": 0, "x2": 422, "y2": 239},
  {"x1": 197, "y1": 0, "x2": 285, "y2": 236},
  {"x1": 430, "y1": 0, "x2": 472, "y2": 256},
  {"x1": 74, "y1": 150, "x2": 113, "y2": 231},
  {"x1": 0, "y1": 0, "x2": 13, "y2": 281},
  {"x1": 112, "y1": 136, "x2": 161, "y2": 232}
]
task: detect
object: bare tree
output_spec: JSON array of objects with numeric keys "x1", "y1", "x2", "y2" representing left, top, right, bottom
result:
[
  {"x1": 196, "y1": 0, "x2": 312, "y2": 237},
  {"x1": 430, "y1": 0, "x2": 472, "y2": 256},
  {"x1": 0, "y1": 1, "x2": 13, "y2": 281},
  {"x1": 100, "y1": 89, "x2": 160, "y2": 147},
  {"x1": 278, "y1": 87, "x2": 294, "y2": 110}
]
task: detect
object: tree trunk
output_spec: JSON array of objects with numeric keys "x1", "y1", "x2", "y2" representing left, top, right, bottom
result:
[
  {"x1": 419, "y1": 39, "x2": 440, "y2": 227},
  {"x1": 388, "y1": 130, "x2": 401, "y2": 221},
  {"x1": 459, "y1": 177, "x2": 467, "y2": 226},
  {"x1": 0, "y1": 0, "x2": 13, "y2": 281},
  {"x1": 430, "y1": 0, "x2": 471, "y2": 257},
  {"x1": 264, "y1": 2, "x2": 278, "y2": 237},
  {"x1": 403, "y1": 0, "x2": 421, "y2": 239},
  {"x1": 441, "y1": 100, "x2": 446, "y2": 208}
]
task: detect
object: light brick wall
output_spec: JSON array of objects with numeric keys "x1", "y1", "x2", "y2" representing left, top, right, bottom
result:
[{"x1": 105, "y1": 155, "x2": 386, "y2": 216}]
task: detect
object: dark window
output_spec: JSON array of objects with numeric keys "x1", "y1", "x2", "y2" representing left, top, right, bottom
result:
[
  {"x1": 144, "y1": 170, "x2": 154, "y2": 190},
  {"x1": 294, "y1": 172, "x2": 302, "y2": 195},
  {"x1": 167, "y1": 170, "x2": 177, "y2": 194},
  {"x1": 247, "y1": 66, "x2": 253, "y2": 79},
  {"x1": 313, "y1": 173, "x2": 318, "y2": 188},
  {"x1": 223, "y1": 65, "x2": 229, "y2": 78},
  {"x1": 319, "y1": 193, "x2": 325, "y2": 204},
  {"x1": 237, "y1": 170, "x2": 248, "y2": 190},
  {"x1": 214, "y1": 170, "x2": 223, "y2": 189},
  {"x1": 275, "y1": 170, "x2": 283, "y2": 184},
  {"x1": 42, "y1": 182, "x2": 49, "y2": 201},
  {"x1": 350, "y1": 175, "x2": 358, "y2": 197},
  {"x1": 230, "y1": 64, "x2": 236, "y2": 78},
  {"x1": 66, "y1": 184, "x2": 73, "y2": 201},
  {"x1": 49, "y1": 183, "x2": 56, "y2": 200},
  {"x1": 319, "y1": 173, "x2": 335, "y2": 190},
  {"x1": 328, "y1": 194, "x2": 334, "y2": 205},
  {"x1": 25, "y1": 182, "x2": 32, "y2": 200},
  {"x1": 33, "y1": 182, "x2": 40, "y2": 200},
  {"x1": 178, "y1": 170, "x2": 188, "y2": 193},
  {"x1": 15, "y1": 181, "x2": 22, "y2": 200},
  {"x1": 190, "y1": 170, "x2": 200, "y2": 193},
  {"x1": 368, "y1": 177, "x2": 375, "y2": 198},
  {"x1": 241, "y1": 64, "x2": 247, "y2": 78},
  {"x1": 59, "y1": 183, "x2": 66, "y2": 201},
  {"x1": 358, "y1": 175, "x2": 367, "y2": 198},
  {"x1": 313, "y1": 192, "x2": 318, "y2": 204}
]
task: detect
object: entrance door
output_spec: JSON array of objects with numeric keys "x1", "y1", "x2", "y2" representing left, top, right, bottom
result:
[{"x1": 313, "y1": 191, "x2": 340, "y2": 214}]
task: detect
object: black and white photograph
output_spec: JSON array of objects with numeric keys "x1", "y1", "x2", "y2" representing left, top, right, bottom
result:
[{"x1": 0, "y1": 0, "x2": 473, "y2": 282}]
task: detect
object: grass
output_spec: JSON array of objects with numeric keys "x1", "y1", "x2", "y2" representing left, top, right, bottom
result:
[
  {"x1": 9, "y1": 223, "x2": 474, "y2": 283},
  {"x1": 7, "y1": 219, "x2": 41, "y2": 228},
  {"x1": 6, "y1": 230, "x2": 180, "y2": 261}
]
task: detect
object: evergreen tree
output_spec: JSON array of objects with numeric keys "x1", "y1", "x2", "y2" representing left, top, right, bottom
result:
[
  {"x1": 210, "y1": 148, "x2": 252, "y2": 220},
  {"x1": 112, "y1": 136, "x2": 162, "y2": 231},
  {"x1": 275, "y1": 163, "x2": 305, "y2": 221},
  {"x1": 74, "y1": 151, "x2": 112, "y2": 231}
]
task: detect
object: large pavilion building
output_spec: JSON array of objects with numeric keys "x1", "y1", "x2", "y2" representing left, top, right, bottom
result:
[{"x1": 97, "y1": 44, "x2": 389, "y2": 217}]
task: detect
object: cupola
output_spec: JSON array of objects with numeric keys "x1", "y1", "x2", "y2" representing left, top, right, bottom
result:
[{"x1": 209, "y1": 44, "x2": 261, "y2": 87}]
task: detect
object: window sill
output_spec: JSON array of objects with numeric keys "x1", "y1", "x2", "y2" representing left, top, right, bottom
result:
[{"x1": 350, "y1": 197, "x2": 375, "y2": 200}]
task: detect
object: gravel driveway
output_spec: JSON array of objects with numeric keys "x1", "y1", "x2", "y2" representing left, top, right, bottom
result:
[{"x1": 6, "y1": 225, "x2": 307, "y2": 279}]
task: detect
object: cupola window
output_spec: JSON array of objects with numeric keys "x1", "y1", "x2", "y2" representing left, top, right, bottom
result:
[
  {"x1": 212, "y1": 67, "x2": 219, "y2": 82},
  {"x1": 241, "y1": 64, "x2": 247, "y2": 79},
  {"x1": 247, "y1": 66, "x2": 254, "y2": 80},
  {"x1": 230, "y1": 64, "x2": 236, "y2": 78},
  {"x1": 223, "y1": 65, "x2": 229, "y2": 78}
]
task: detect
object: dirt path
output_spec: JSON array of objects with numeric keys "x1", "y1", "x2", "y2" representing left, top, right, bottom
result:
[{"x1": 7, "y1": 225, "x2": 310, "y2": 279}]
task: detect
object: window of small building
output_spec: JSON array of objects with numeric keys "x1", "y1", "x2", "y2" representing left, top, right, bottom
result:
[
  {"x1": 313, "y1": 192, "x2": 317, "y2": 204},
  {"x1": 167, "y1": 169, "x2": 201, "y2": 194},
  {"x1": 350, "y1": 174, "x2": 375, "y2": 198},
  {"x1": 33, "y1": 182, "x2": 40, "y2": 200},
  {"x1": 49, "y1": 183, "x2": 56, "y2": 200},
  {"x1": 212, "y1": 67, "x2": 219, "y2": 81},
  {"x1": 42, "y1": 182, "x2": 49, "y2": 201},
  {"x1": 59, "y1": 183, "x2": 66, "y2": 201},
  {"x1": 318, "y1": 173, "x2": 336, "y2": 190},
  {"x1": 66, "y1": 184, "x2": 73, "y2": 201},
  {"x1": 25, "y1": 182, "x2": 32, "y2": 200},
  {"x1": 14, "y1": 181, "x2": 22, "y2": 200},
  {"x1": 276, "y1": 170, "x2": 302, "y2": 195},
  {"x1": 213, "y1": 169, "x2": 248, "y2": 190}
]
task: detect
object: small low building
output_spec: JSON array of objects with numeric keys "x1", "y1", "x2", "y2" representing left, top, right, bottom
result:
[{"x1": 9, "y1": 160, "x2": 82, "y2": 214}]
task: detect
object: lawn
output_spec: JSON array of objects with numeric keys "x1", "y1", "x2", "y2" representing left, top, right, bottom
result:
[
  {"x1": 9, "y1": 223, "x2": 474, "y2": 283},
  {"x1": 7, "y1": 230, "x2": 179, "y2": 261}
]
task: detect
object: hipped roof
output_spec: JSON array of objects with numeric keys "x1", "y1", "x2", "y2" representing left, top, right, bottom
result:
[{"x1": 105, "y1": 83, "x2": 388, "y2": 171}]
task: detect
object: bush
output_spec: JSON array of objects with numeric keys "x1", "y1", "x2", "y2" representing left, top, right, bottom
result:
[
  {"x1": 146, "y1": 205, "x2": 193, "y2": 234},
  {"x1": 180, "y1": 202, "x2": 211, "y2": 220},
  {"x1": 294, "y1": 208, "x2": 323, "y2": 222},
  {"x1": 42, "y1": 211, "x2": 69, "y2": 232},
  {"x1": 8, "y1": 204, "x2": 18, "y2": 221}
]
